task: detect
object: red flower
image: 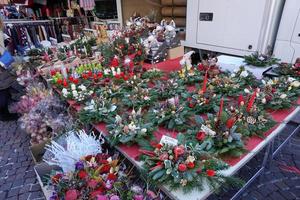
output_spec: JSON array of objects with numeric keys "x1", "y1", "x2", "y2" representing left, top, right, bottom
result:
[
  {"x1": 68, "y1": 76, "x2": 74, "y2": 82},
  {"x1": 189, "y1": 102, "x2": 195, "y2": 108},
  {"x1": 111, "y1": 58, "x2": 119, "y2": 67},
  {"x1": 63, "y1": 79, "x2": 68, "y2": 87},
  {"x1": 137, "y1": 50, "x2": 142, "y2": 56},
  {"x1": 82, "y1": 74, "x2": 88, "y2": 80},
  {"x1": 88, "y1": 179, "x2": 99, "y2": 189},
  {"x1": 178, "y1": 163, "x2": 187, "y2": 172},
  {"x1": 90, "y1": 187, "x2": 105, "y2": 198},
  {"x1": 226, "y1": 117, "x2": 236, "y2": 129},
  {"x1": 198, "y1": 63, "x2": 207, "y2": 71},
  {"x1": 173, "y1": 145, "x2": 185, "y2": 160},
  {"x1": 88, "y1": 71, "x2": 93, "y2": 77},
  {"x1": 93, "y1": 74, "x2": 98, "y2": 80},
  {"x1": 196, "y1": 131, "x2": 206, "y2": 141},
  {"x1": 78, "y1": 170, "x2": 88, "y2": 179},
  {"x1": 156, "y1": 143, "x2": 163, "y2": 149},
  {"x1": 187, "y1": 162, "x2": 195, "y2": 169},
  {"x1": 50, "y1": 70, "x2": 56, "y2": 76},
  {"x1": 65, "y1": 189, "x2": 78, "y2": 200},
  {"x1": 51, "y1": 173, "x2": 62, "y2": 184},
  {"x1": 57, "y1": 79, "x2": 63, "y2": 84},
  {"x1": 206, "y1": 169, "x2": 216, "y2": 177},
  {"x1": 271, "y1": 88, "x2": 276, "y2": 93},
  {"x1": 115, "y1": 74, "x2": 121, "y2": 79},
  {"x1": 107, "y1": 173, "x2": 117, "y2": 181},
  {"x1": 97, "y1": 72, "x2": 103, "y2": 78},
  {"x1": 100, "y1": 164, "x2": 111, "y2": 173},
  {"x1": 123, "y1": 75, "x2": 129, "y2": 81},
  {"x1": 73, "y1": 79, "x2": 79, "y2": 84}
]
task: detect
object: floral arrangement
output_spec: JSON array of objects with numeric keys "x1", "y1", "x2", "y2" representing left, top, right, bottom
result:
[
  {"x1": 197, "y1": 57, "x2": 221, "y2": 78},
  {"x1": 62, "y1": 83, "x2": 94, "y2": 103},
  {"x1": 147, "y1": 96, "x2": 192, "y2": 131},
  {"x1": 208, "y1": 74, "x2": 242, "y2": 97},
  {"x1": 141, "y1": 68, "x2": 164, "y2": 80},
  {"x1": 141, "y1": 142, "x2": 242, "y2": 193},
  {"x1": 106, "y1": 109, "x2": 156, "y2": 145},
  {"x1": 229, "y1": 92, "x2": 276, "y2": 138},
  {"x1": 49, "y1": 152, "x2": 162, "y2": 200},
  {"x1": 170, "y1": 66, "x2": 203, "y2": 85},
  {"x1": 244, "y1": 52, "x2": 280, "y2": 67},
  {"x1": 150, "y1": 79, "x2": 186, "y2": 100},
  {"x1": 121, "y1": 86, "x2": 156, "y2": 108},
  {"x1": 186, "y1": 99, "x2": 245, "y2": 157},
  {"x1": 245, "y1": 77, "x2": 300, "y2": 110},
  {"x1": 230, "y1": 66, "x2": 259, "y2": 88},
  {"x1": 44, "y1": 130, "x2": 104, "y2": 173},
  {"x1": 20, "y1": 96, "x2": 72, "y2": 145},
  {"x1": 78, "y1": 97, "x2": 118, "y2": 124},
  {"x1": 184, "y1": 72, "x2": 220, "y2": 114},
  {"x1": 11, "y1": 83, "x2": 51, "y2": 114}
]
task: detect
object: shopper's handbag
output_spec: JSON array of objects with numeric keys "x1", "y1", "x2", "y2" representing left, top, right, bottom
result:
[{"x1": 0, "y1": 50, "x2": 14, "y2": 70}]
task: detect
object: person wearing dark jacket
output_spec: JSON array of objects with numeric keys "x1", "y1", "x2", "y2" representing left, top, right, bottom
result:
[{"x1": 0, "y1": 18, "x2": 18, "y2": 121}]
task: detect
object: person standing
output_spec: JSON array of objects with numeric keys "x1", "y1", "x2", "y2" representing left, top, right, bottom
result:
[{"x1": 0, "y1": 19, "x2": 18, "y2": 121}]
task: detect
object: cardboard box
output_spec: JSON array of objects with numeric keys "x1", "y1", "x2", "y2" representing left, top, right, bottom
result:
[
  {"x1": 167, "y1": 46, "x2": 184, "y2": 59},
  {"x1": 34, "y1": 162, "x2": 60, "y2": 200}
]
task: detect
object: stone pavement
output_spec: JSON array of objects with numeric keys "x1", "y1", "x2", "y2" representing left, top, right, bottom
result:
[
  {"x1": 0, "y1": 121, "x2": 45, "y2": 200},
  {"x1": 0, "y1": 119, "x2": 299, "y2": 200}
]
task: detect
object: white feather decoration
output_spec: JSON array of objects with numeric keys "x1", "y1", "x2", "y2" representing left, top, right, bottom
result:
[{"x1": 44, "y1": 130, "x2": 104, "y2": 173}]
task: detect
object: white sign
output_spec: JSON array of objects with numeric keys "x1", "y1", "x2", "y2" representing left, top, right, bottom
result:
[
  {"x1": 201, "y1": 125, "x2": 216, "y2": 137},
  {"x1": 160, "y1": 135, "x2": 178, "y2": 146}
]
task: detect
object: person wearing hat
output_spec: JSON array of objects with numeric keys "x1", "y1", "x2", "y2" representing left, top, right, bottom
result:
[{"x1": 0, "y1": 19, "x2": 18, "y2": 121}]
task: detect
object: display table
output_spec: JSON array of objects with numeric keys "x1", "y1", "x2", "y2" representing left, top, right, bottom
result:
[{"x1": 49, "y1": 58, "x2": 300, "y2": 200}]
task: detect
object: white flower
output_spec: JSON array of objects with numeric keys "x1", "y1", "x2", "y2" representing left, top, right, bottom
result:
[
  {"x1": 78, "y1": 85, "x2": 86, "y2": 91},
  {"x1": 71, "y1": 84, "x2": 76, "y2": 91},
  {"x1": 112, "y1": 70, "x2": 116, "y2": 76},
  {"x1": 186, "y1": 155, "x2": 195, "y2": 163},
  {"x1": 240, "y1": 70, "x2": 249, "y2": 77},
  {"x1": 104, "y1": 69, "x2": 110, "y2": 75},
  {"x1": 280, "y1": 94, "x2": 287, "y2": 99},
  {"x1": 62, "y1": 88, "x2": 69, "y2": 97},
  {"x1": 141, "y1": 128, "x2": 147, "y2": 133},
  {"x1": 267, "y1": 79, "x2": 274, "y2": 85},
  {"x1": 262, "y1": 98, "x2": 266, "y2": 104},
  {"x1": 291, "y1": 81, "x2": 300, "y2": 88},
  {"x1": 116, "y1": 68, "x2": 121, "y2": 75},
  {"x1": 128, "y1": 122, "x2": 137, "y2": 131},
  {"x1": 288, "y1": 77, "x2": 295, "y2": 82},
  {"x1": 244, "y1": 88, "x2": 250, "y2": 94},
  {"x1": 115, "y1": 115, "x2": 122, "y2": 123},
  {"x1": 72, "y1": 90, "x2": 78, "y2": 97}
]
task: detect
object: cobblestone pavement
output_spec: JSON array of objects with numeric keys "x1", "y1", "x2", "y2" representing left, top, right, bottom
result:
[
  {"x1": 0, "y1": 121, "x2": 45, "y2": 200},
  {"x1": 0, "y1": 119, "x2": 299, "y2": 200}
]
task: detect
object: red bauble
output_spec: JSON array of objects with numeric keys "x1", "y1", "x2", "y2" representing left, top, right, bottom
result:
[
  {"x1": 187, "y1": 162, "x2": 195, "y2": 169},
  {"x1": 206, "y1": 169, "x2": 216, "y2": 177},
  {"x1": 78, "y1": 170, "x2": 88, "y2": 179},
  {"x1": 196, "y1": 131, "x2": 206, "y2": 141},
  {"x1": 178, "y1": 163, "x2": 187, "y2": 172}
]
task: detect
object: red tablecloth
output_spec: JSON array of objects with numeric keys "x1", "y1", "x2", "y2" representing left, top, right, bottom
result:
[{"x1": 91, "y1": 58, "x2": 297, "y2": 166}]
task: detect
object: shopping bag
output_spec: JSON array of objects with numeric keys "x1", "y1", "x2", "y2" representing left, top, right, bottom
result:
[{"x1": 0, "y1": 50, "x2": 14, "y2": 69}]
